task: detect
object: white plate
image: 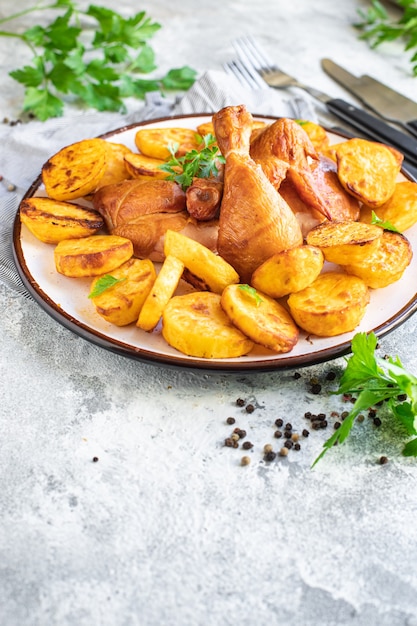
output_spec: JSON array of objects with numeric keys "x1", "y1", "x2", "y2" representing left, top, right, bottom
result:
[{"x1": 12, "y1": 114, "x2": 417, "y2": 372}]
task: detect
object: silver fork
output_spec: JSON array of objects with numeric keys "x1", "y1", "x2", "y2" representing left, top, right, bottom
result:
[{"x1": 223, "y1": 59, "x2": 266, "y2": 91}]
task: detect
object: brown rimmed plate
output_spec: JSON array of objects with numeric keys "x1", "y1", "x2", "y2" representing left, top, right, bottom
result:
[{"x1": 12, "y1": 114, "x2": 417, "y2": 372}]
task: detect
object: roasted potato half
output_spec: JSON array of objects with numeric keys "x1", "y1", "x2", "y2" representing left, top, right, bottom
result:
[
  {"x1": 124, "y1": 152, "x2": 169, "y2": 180},
  {"x1": 164, "y1": 229, "x2": 239, "y2": 293},
  {"x1": 42, "y1": 138, "x2": 108, "y2": 201},
  {"x1": 137, "y1": 255, "x2": 185, "y2": 332},
  {"x1": 135, "y1": 127, "x2": 201, "y2": 160},
  {"x1": 360, "y1": 181, "x2": 417, "y2": 233},
  {"x1": 54, "y1": 234, "x2": 133, "y2": 277},
  {"x1": 306, "y1": 221, "x2": 383, "y2": 265},
  {"x1": 162, "y1": 291, "x2": 254, "y2": 358},
  {"x1": 335, "y1": 138, "x2": 403, "y2": 208},
  {"x1": 89, "y1": 258, "x2": 156, "y2": 326},
  {"x1": 251, "y1": 245, "x2": 324, "y2": 298},
  {"x1": 287, "y1": 272, "x2": 370, "y2": 337},
  {"x1": 296, "y1": 120, "x2": 329, "y2": 152},
  {"x1": 221, "y1": 284, "x2": 299, "y2": 353},
  {"x1": 95, "y1": 142, "x2": 133, "y2": 189},
  {"x1": 344, "y1": 231, "x2": 412, "y2": 288},
  {"x1": 19, "y1": 197, "x2": 104, "y2": 244}
]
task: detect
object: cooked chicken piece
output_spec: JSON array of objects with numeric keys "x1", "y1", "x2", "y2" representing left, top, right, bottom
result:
[
  {"x1": 186, "y1": 178, "x2": 223, "y2": 221},
  {"x1": 251, "y1": 118, "x2": 358, "y2": 222},
  {"x1": 310, "y1": 156, "x2": 360, "y2": 222},
  {"x1": 213, "y1": 105, "x2": 303, "y2": 282},
  {"x1": 92, "y1": 179, "x2": 186, "y2": 231},
  {"x1": 279, "y1": 179, "x2": 326, "y2": 237}
]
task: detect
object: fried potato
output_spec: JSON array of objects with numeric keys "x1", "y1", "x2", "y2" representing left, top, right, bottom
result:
[
  {"x1": 42, "y1": 138, "x2": 108, "y2": 201},
  {"x1": 162, "y1": 291, "x2": 254, "y2": 358},
  {"x1": 287, "y1": 272, "x2": 370, "y2": 337},
  {"x1": 164, "y1": 229, "x2": 239, "y2": 293},
  {"x1": 137, "y1": 255, "x2": 185, "y2": 332},
  {"x1": 135, "y1": 127, "x2": 201, "y2": 160},
  {"x1": 221, "y1": 284, "x2": 299, "y2": 353},
  {"x1": 344, "y1": 231, "x2": 412, "y2": 288},
  {"x1": 19, "y1": 197, "x2": 104, "y2": 244},
  {"x1": 335, "y1": 138, "x2": 403, "y2": 208},
  {"x1": 89, "y1": 258, "x2": 156, "y2": 326},
  {"x1": 124, "y1": 152, "x2": 169, "y2": 180},
  {"x1": 306, "y1": 220, "x2": 383, "y2": 264},
  {"x1": 54, "y1": 234, "x2": 133, "y2": 277},
  {"x1": 360, "y1": 181, "x2": 417, "y2": 233},
  {"x1": 251, "y1": 245, "x2": 324, "y2": 298},
  {"x1": 296, "y1": 120, "x2": 329, "y2": 152},
  {"x1": 95, "y1": 142, "x2": 132, "y2": 189}
]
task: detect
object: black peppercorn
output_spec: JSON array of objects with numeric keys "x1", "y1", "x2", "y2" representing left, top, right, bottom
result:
[
  {"x1": 236, "y1": 398, "x2": 245, "y2": 407},
  {"x1": 245, "y1": 403, "x2": 255, "y2": 413},
  {"x1": 226, "y1": 417, "x2": 236, "y2": 425},
  {"x1": 242, "y1": 441, "x2": 253, "y2": 450},
  {"x1": 92, "y1": 456, "x2": 99, "y2": 462},
  {"x1": 274, "y1": 430, "x2": 282, "y2": 439},
  {"x1": 275, "y1": 418, "x2": 283, "y2": 427}
]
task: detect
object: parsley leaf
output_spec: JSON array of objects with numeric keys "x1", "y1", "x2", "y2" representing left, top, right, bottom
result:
[
  {"x1": 159, "y1": 134, "x2": 225, "y2": 191},
  {"x1": 312, "y1": 331, "x2": 417, "y2": 466},
  {"x1": 0, "y1": 2, "x2": 197, "y2": 120},
  {"x1": 355, "y1": 0, "x2": 417, "y2": 76},
  {"x1": 238, "y1": 284, "x2": 263, "y2": 306},
  {"x1": 88, "y1": 275, "x2": 126, "y2": 298},
  {"x1": 370, "y1": 210, "x2": 401, "y2": 233}
]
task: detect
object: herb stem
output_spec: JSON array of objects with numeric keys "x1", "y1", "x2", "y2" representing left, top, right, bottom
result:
[{"x1": 0, "y1": 2, "x2": 59, "y2": 26}]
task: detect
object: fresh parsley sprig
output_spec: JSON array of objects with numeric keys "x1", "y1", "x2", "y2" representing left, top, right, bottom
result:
[
  {"x1": 370, "y1": 210, "x2": 401, "y2": 232},
  {"x1": 355, "y1": 0, "x2": 417, "y2": 76},
  {"x1": 0, "y1": 1, "x2": 196, "y2": 120},
  {"x1": 159, "y1": 134, "x2": 225, "y2": 191},
  {"x1": 88, "y1": 274, "x2": 126, "y2": 298},
  {"x1": 313, "y1": 331, "x2": 417, "y2": 466}
]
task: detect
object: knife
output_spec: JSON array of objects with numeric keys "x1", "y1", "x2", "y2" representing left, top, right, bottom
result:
[{"x1": 321, "y1": 58, "x2": 417, "y2": 139}]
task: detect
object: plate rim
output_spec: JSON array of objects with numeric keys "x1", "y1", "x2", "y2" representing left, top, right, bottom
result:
[{"x1": 12, "y1": 113, "x2": 417, "y2": 373}]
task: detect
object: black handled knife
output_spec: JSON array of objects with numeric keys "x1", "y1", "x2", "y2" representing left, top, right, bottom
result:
[{"x1": 321, "y1": 58, "x2": 417, "y2": 139}]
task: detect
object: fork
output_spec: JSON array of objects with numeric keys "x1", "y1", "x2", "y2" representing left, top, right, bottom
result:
[{"x1": 223, "y1": 59, "x2": 266, "y2": 91}]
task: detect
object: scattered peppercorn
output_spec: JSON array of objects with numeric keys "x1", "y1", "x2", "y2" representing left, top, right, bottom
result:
[
  {"x1": 293, "y1": 372, "x2": 301, "y2": 379},
  {"x1": 231, "y1": 433, "x2": 240, "y2": 442},
  {"x1": 242, "y1": 441, "x2": 254, "y2": 450},
  {"x1": 334, "y1": 421, "x2": 341, "y2": 430},
  {"x1": 241, "y1": 455, "x2": 251, "y2": 466},
  {"x1": 302, "y1": 429, "x2": 310, "y2": 437},
  {"x1": 264, "y1": 450, "x2": 277, "y2": 462},
  {"x1": 326, "y1": 371, "x2": 336, "y2": 381},
  {"x1": 311, "y1": 383, "x2": 322, "y2": 394},
  {"x1": 234, "y1": 428, "x2": 247, "y2": 439},
  {"x1": 294, "y1": 443, "x2": 301, "y2": 451},
  {"x1": 279, "y1": 447, "x2": 289, "y2": 457},
  {"x1": 379, "y1": 456, "x2": 389, "y2": 465},
  {"x1": 263, "y1": 443, "x2": 273, "y2": 453},
  {"x1": 275, "y1": 418, "x2": 283, "y2": 427},
  {"x1": 357, "y1": 414, "x2": 365, "y2": 423},
  {"x1": 291, "y1": 433, "x2": 300, "y2": 442},
  {"x1": 285, "y1": 422, "x2": 292, "y2": 431},
  {"x1": 92, "y1": 457, "x2": 99, "y2": 462},
  {"x1": 224, "y1": 438, "x2": 234, "y2": 447},
  {"x1": 236, "y1": 398, "x2": 245, "y2": 407},
  {"x1": 284, "y1": 440, "x2": 293, "y2": 449},
  {"x1": 373, "y1": 417, "x2": 382, "y2": 427},
  {"x1": 304, "y1": 411, "x2": 312, "y2": 419},
  {"x1": 226, "y1": 416, "x2": 236, "y2": 425},
  {"x1": 274, "y1": 430, "x2": 282, "y2": 439},
  {"x1": 245, "y1": 403, "x2": 255, "y2": 414}
]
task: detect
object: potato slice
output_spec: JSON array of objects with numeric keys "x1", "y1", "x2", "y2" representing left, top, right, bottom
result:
[
  {"x1": 360, "y1": 181, "x2": 417, "y2": 233},
  {"x1": 251, "y1": 245, "x2": 324, "y2": 298},
  {"x1": 42, "y1": 138, "x2": 107, "y2": 201},
  {"x1": 124, "y1": 152, "x2": 169, "y2": 180},
  {"x1": 335, "y1": 138, "x2": 403, "y2": 208},
  {"x1": 306, "y1": 221, "x2": 383, "y2": 265},
  {"x1": 89, "y1": 258, "x2": 156, "y2": 326},
  {"x1": 19, "y1": 197, "x2": 104, "y2": 244},
  {"x1": 162, "y1": 292, "x2": 254, "y2": 358},
  {"x1": 54, "y1": 234, "x2": 133, "y2": 277},
  {"x1": 137, "y1": 255, "x2": 185, "y2": 332},
  {"x1": 164, "y1": 229, "x2": 239, "y2": 293},
  {"x1": 287, "y1": 272, "x2": 370, "y2": 337},
  {"x1": 344, "y1": 231, "x2": 412, "y2": 288},
  {"x1": 221, "y1": 284, "x2": 299, "y2": 353},
  {"x1": 296, "y1": 120, "x2": 329, "y2": 152},
  {"x1": 95, "y1": 142, "x2": 132, "y2": 189},
  {"x1": 135, "y1": 128, "x2": 201, "y2": 160}
]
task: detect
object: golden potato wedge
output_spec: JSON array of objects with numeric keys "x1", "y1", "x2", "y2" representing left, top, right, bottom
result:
[
  {"x1": 89, "y1": 258, "x2": 156, "y2": 326},
  {"x1": 306, "y1": 221, "x2": 383, "y2": 265},
  {"x1": 54, "y1": 234, "x2": 133, "y2": 277},
  {"x1": 221, "y1": 284, "x2": 299, "y2": 353},
  {"x1": 335, "y1": 138, "x2": 403, "y2": 208},
  {"x1": 162, "y1": 291, "x2": 254, "y2": 358},
  {"x1": 251, "y1": 245, "x2": 324, "y2": 298},
  {"x1": 296, "y1": 120, "x2": 329, "y2": 152},
  {"x1": 164, "y1": 229, "x2": 239, "y2": 293},
  {"x1": 19, "y1": 197, "x2": 104, "y2": 244},
  {"x1": 344, "y1": 231, "x2": 412, "y2": 288},
  {"x1": 287, "y1": 272, "x2": 370, "y2": 337},
  {"x1": 42, "y1": 138, "x2": 107, "y2": 201},
  {"x1": 123, "y1": 151, "x2": 169, "y2": 180},
  {"x1": 135, "y1": 127, "x2": 201, "y2": 160},
  {"x1": 95, "y1": 142, "x2": 132, "y2": 189},
  {"x1": 360, "y1": 181, "x2": 417, "y2": 233},
  {"x1": 137, "y1": 255, "x2": 185, "y2": 332}
]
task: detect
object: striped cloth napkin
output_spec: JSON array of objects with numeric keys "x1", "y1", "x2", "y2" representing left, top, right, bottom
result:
[{"x1": 0, "y1": 69, "x2": 322, "y2": 297}]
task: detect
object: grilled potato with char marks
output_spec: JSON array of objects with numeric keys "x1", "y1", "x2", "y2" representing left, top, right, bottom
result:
[
  {"x1": 306, "y1": 220, "x2": 383, "y2": 265},
  {"x1": 54, "y1": 234, "x2": 133, "y2": 278},
  {"x1": 360, "y1": 181, "x2": 417, "y2": 233},
  {"x1": 287, "y1": 272, "x2": 370, "y2": 337},
  {"x1": 162, "y1": 291, "x2": 254, "y2": 358}
]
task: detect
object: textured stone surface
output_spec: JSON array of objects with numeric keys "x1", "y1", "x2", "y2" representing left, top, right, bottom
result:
[{"x1": 1, "y1": 1, "x2": 417, "y2": 625}]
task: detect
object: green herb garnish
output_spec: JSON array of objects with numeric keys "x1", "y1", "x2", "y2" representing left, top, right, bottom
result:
[
  {"x1": 355, "y1": 0, "x2": 417, "y2": 76},
  {"x1": 313, "y1": 331, "x2": 417, "y2": 466},
  {"x1": 88, "y1": 274, "x2": 126, "y2": 298},
  {"x1": 159, "y1": 133, "x2": 225, "y2": 190},
  {"x1": 239, "y1": 284, "x2": 263, "y2": 306},
  {"x1": 370, "y1": 210, "x2": 401, "y2": 233},
  {"x1": 0, "y1": 1, "x2": 196, "y2": 120}
]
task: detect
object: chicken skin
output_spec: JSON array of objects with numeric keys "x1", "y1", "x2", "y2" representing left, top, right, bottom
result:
[{"x1": 212, "y1": 105, "x2": 303, "y2": 282}]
